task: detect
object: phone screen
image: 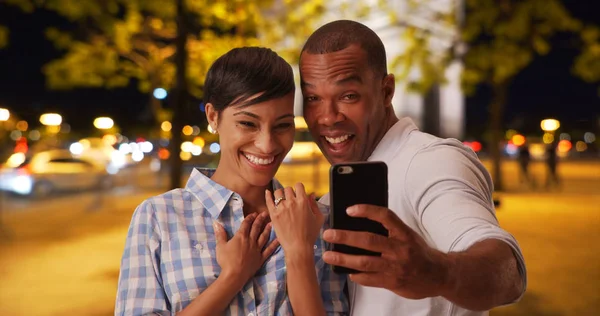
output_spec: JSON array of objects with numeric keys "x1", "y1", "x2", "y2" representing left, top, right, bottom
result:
[{"x1": 329, "y1": 161, "x2": 389, "y2": 274}]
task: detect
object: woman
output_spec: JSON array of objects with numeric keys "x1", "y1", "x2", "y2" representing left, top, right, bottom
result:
[{"x1": 115, "y1": 47, "x2": 348, "y2": 315}]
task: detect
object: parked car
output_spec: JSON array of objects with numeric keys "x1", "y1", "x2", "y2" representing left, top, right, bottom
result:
[{"x1": 0, "y1": 149, "x2": 111, "y2": 198}]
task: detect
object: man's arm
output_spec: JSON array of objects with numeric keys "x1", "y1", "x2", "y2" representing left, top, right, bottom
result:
[
  {"x1": 322, "y1": 141, "x2": 526, "y2": 311},
  {"x1": 441, "y1": 239, "x2": 523, "y2": 310},
  {"x1": 406, "y1": 141, "x2": 526, "y2": 310}
]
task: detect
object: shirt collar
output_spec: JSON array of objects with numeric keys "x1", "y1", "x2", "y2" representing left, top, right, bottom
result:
[
  {"x1": 368, "y1": 117, "x2": 418, "y2": 162},
  {"x1": 185, "y1": 168, "x2": 284, "y2": 219}
]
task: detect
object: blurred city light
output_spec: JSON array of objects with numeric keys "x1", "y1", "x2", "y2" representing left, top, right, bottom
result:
[
  {"x1": 141, "y1": 141, "x2": 154, "y2": 153},
  {"x1": 94, "y1": 117, "x2": 114, "y2": 130},
  {"x1": 110, "y1": 151, "x2": 126, "y2": 169},
  {"x1": 505, "y1": 143, "x2": 518, "y2": 156},
  {"x1": 182, "y1": 125, "x2": 193, "y2": 136},
  {"x1": 575, "y1": 141, "x2": 587, "y2": 152},
  {"x1": 131, "y1": 151, "x2": 144, "y2": 162},
  {"x1": 210, "y1": 143, "x2": 220, "y2": 153},
  {"x1": 47, "y1": 125, "x2": 61, "y2": 133},
  {"x1": 505, "y1": 129, "x2": 517, "y2": 140},
  {"x1": 161, "y1": 121, "x2": 172, "y2": 132},
  {"x1": 10, "y1": 130, "x2": 22, "y2": 141},
  {"x1": 540, "y1": 119, "x2": 560, "y2": 132},
  {"x1": 6, "y1": 152, "x2": 26, "y2": 168},
  {"x1": 584, "y1": 132, "x2": 596, "y2": 144},
  {"x1": 294, "y1": 117, "x2": 308, "y2": 129},
  {"x1": 153, "y1": 88, "x2": 168, "y2": 100},
  {"x1": 150, "y1": 158, "x2": 161, "y2": 172},
  {"x1": 191, "y1": 146, "x2": 202, "y2": 156},
  {"x1": 158, "y1": 148, "x2": 170, "y2": 160},
  {"x1": 119, "y1": 143, "x2": 132, "y2": 154},
  {"x1": 558, "y1": 140, "x2": 572, "y2": 153},
  {"x1": 69, "y1": 142, "x2": 84, "y2": 155},
  {"x1": 512, "y1": 134, "x2": 526, "y2": 147},
  {"x1": 180, "y1": 151, "x2": 192, "y2": 161},
  {"x1": 16, "y1": 120, "x2": 28, "y2": 131},
  {"x1": 193, "y1": 136, "x2": 205, "y2": 148},
  {"x1": 181, "y1": 141, "x2": 194, "y2": 152},
  {"x1": 192, "y1": 125, "x2": 200, "y2": 136},
  {"x1": 0, "y1": 108, "x2": 9, "y2": 121},
  {"x1": 543, "y1": 133, "x2": 555, "y2": 144},
  {"x1": 29, "y1": 130, "x2": 40, "y2": 141},
  {"x1": 61, "y1": 123, "x2": 71, "y2": 133},
  {"x1": 102, "y1": 134, "x2": 118, "y2": 146},
  {"x1": 559, "y1": 133, "x2": 571, "y2": 141},
  {"x1": 159, "y1": 138, "x2": 169, "y2": 147},
  {"x1": 39, "y1": 113, "x2": 62, "y2": 126}
]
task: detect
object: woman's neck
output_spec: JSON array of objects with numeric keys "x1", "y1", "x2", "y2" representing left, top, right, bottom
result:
[{"x1": 210, "y1": 165, "x2": 271, "y2": 215}]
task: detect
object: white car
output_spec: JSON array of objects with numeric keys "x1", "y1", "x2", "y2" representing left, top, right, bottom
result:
[{"x1": 0, "y1": 150, "x2": 111, "y2": 198}]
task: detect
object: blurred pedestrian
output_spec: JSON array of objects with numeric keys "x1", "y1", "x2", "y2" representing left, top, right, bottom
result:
[
  {"x1": 518, "y1": 143, "x2": 534, "y2": 189},
  {"x1": 545, "y1": 142, "x2": 560, "y2": 190}
]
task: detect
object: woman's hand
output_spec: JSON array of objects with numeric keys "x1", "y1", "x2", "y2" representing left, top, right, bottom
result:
[
  {"x1": 213, "y1": 212, "x2": 279, "y2": 283},
  {"x1": 266, "y1": 183, "x2": 324, "y2": 257}
]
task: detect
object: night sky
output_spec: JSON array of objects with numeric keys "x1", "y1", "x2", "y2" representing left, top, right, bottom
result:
[{"x1": 0, "y1": 2, "x2": 598, "y2": 137}]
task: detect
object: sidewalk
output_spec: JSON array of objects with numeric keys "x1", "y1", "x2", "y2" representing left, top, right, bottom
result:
[{"x1": 0, "y1": 190, "x2": 161, "y2": 315}]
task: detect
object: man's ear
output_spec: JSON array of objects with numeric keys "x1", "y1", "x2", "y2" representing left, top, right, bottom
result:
[
  {"x1": 205, "y1": 103, "x2": 219, "y2": 132},
  {"x1": 382, "y1": 74, "x2": 395, "y2": 108}
]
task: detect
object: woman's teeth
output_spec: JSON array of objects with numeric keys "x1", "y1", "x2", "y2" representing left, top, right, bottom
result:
[
  {"x1": 325, "y1": 135, "x2": 351, "y2": 144},
  {"x1": 244, "y1": 153, "x2": 275, "y2": 165}
]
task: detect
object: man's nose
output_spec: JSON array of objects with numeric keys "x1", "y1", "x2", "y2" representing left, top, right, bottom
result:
[{"x1": 316, "y1": 101, "x2": 345, "y2": 127}]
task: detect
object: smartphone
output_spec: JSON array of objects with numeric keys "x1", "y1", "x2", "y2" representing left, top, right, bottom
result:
[{"x1": 329, "y1": 161, "x2": 389, "y2": 274}]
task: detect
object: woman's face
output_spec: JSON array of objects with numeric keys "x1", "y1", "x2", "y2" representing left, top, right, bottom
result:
[{"x1": 207, "y1": 92, "x2": 296, "y2": 187}]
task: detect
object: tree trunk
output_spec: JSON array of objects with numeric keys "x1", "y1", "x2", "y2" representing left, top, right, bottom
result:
[
  {"x1": 168, "y1": 0, "x2": 188, "y2": 190},
  {"x1": 422, "y1": 83, "x2": 441, "y2": 137},
  {"x1": 488, "y1": 81, "x2": 508, "y2": 191}
]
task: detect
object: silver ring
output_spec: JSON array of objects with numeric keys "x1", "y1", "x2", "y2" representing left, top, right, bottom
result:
[{"x1": 274, "y1": 196, "x2": 286, "y2": 207}]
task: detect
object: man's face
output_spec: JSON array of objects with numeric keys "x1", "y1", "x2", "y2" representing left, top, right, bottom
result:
[{"x1": 300, "y1": 45, "x2": 394, "y2": 164}]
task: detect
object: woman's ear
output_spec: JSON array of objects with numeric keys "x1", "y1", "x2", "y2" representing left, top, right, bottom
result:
[{"x1": 205, "y1": 103, "x2": 219, "y2": 133}]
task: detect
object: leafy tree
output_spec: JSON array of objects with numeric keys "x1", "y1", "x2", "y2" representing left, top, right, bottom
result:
[
  {"x1": 389, "y1": 0, "x2": 594, "y2": 191},
  {"x1": 3, "y1": 0, "x2": 375, "y2": 189}
]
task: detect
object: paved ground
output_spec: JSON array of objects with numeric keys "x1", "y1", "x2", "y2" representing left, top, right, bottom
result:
[{"x1": 0, "y1": 159, "x2": 598, "y2": 315}]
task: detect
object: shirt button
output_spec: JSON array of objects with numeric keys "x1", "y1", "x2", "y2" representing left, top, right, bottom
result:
[
  {"x1": 248, "y1": 313, "x2": 254, "y2": 316},
  {"x1": 313, "y1": 245, "x2": 318, "y2": 250}
]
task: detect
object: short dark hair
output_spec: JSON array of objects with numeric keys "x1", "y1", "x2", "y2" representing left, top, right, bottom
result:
[
  {"x1": 203, "y1": 47, "x2": 295, "y2": 112},
  {"x1": 301, "y1": 20, "x2": 387, "y2": 77}
]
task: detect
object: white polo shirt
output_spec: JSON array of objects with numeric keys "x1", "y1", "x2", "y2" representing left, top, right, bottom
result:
[{"x1": 320, "y1": 118, "x2": 526, "y2": 316}]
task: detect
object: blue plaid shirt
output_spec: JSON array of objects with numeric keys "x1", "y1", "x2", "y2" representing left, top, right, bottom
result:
[{"x1": 115, "y1": 168, "x2": 348, "y2": 315}]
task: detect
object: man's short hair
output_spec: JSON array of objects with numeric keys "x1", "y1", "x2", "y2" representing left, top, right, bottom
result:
[{"x1": 301, "y1": 20, "x2": 387, "y2": 77}]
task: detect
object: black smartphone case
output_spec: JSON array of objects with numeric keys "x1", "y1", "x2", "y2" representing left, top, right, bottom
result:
[{"x1": 329, "y1": 161, "x2": 389, "y2": 274}]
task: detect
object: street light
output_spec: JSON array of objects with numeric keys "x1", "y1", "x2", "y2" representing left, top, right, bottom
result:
[
  {"x1": 541, "y1": 119, "x2": 560, "y2": 132},
  {"x1": 40, "y1": 113, "x2": 62, "y2": 126},
  {"x1": 0, "y1": 108, "x2": 9, "y2": 121},
  {"x1": 93, "y1": 117, "x2": 114, "y2": 130}
]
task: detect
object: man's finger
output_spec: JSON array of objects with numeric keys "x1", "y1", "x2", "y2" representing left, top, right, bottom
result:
[
  {"x1": 322, "y1": 229, "x2": 391, "y2": 253},
  {"x1": 347, "y1": 204, "x2": 411, "y2": 236},
  {"x1": 349, "y1": 272, "x2": 395, "y2": 290},
  {"x1": 322, "y1": 251, "x2": 389, "y2": 273}
]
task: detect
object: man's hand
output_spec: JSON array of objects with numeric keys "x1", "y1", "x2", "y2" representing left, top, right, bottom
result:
[{"x1": 322, "y1": 204, "x2": 450, "y2": 300}]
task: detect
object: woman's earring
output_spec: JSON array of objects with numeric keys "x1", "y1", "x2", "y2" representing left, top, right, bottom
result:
[{"x1": 208, "y1": 125, "x2": 218, "y2": 134}]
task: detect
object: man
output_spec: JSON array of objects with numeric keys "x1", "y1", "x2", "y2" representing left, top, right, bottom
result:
[{"x1": 299, "y1": 20, "x2": 526, "y2": 315}]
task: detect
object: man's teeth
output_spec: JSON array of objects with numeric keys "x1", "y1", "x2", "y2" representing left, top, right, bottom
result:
[
  {"x1": 325, "y1": 135, "x2": 351, "y2": 144},
  {"x1": 244, "y1": 153, "x2": 275, "y2": 165}
]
